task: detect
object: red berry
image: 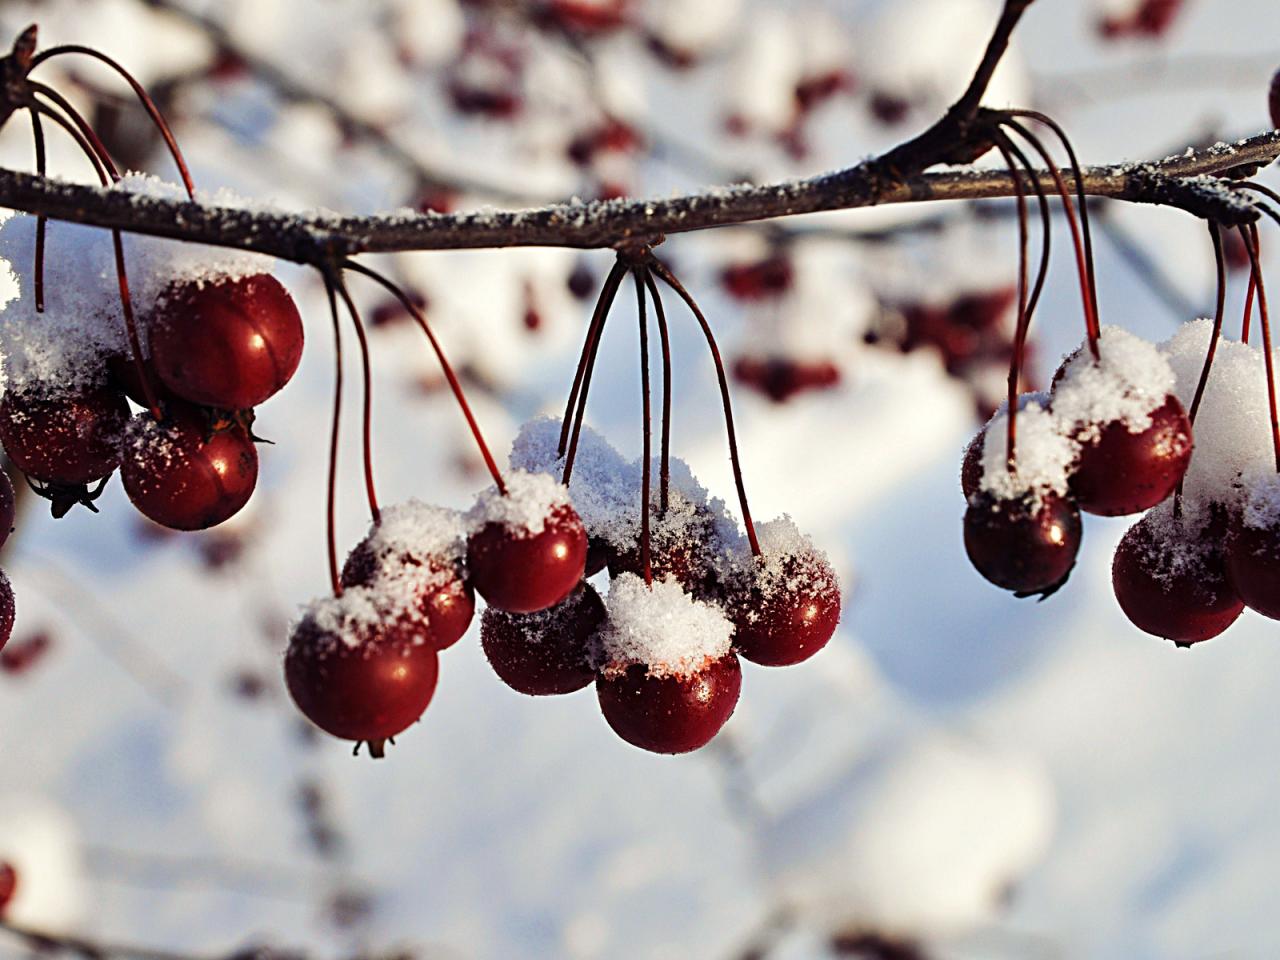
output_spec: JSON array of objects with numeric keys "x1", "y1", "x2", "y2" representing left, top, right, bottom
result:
[
  {"x1": 1112, "y1": 509, "x2": 1243, "y2": 645},
  {"x1": 961, "y1": 429, "x2": 985, "y2": 500},
  {"x1": 720, "y1": 255, "x2": 794, "y2": 301},
  {"x1": 0, "y1": 469, "x2": 14, "y2": 549},
  {"x1": 120, "y1": 403, "x2": 258, "y2": 531},
  {"x1": 342, "y1": 544, "x2": 474, "y2": 652},
  {"x1": 0, "y1": 861, "x2": 15, "y2": 916},
  {"x1": 0, "y1": 571, "x2": 13, "y2": 653},
  {"x1": 481, "y1": 582, "x2": 603, "y2": 695},
  {"x1": 596, "y1": 654, "x2": 742, "y2": 754},
  {"x1": 0, "y1": 631, "x2": 50, "y2": 675},
  {"x1": 964, "y1": 491, "x2": 1082, "y2": 597},
  {"x1": 733, "y1": 356, "x2": 841, "y2": 404},
  {"x1": 1068, "y1": 396, "x2": 1192, "y2": 517},
  {"x1": 149, "y1": 274, "x2": 304, "y2": 410},
  {"x1": 607, "y1": 506, "x2": 721, "y2": 597},
  {"x1": 467, "y1": 504, "x2": 588, "y2": 614},
  {"x1": 729, "y1": 554, "x2": 841, "y2": 667},
  {"x1": 0, "y1": 384, "x2": 128, "y2": 485},
  {"x1": 1271, "y1": 68, "x2": 1280, "y2": 130},
  {"x1": 285, "y1": 613, "x2": 439, "y2": 750},
  {"x1": 1226, "y1": 519, "x2": 1280, "y2": 620}
]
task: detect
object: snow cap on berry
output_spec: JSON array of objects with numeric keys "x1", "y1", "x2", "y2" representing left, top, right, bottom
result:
[
  {"x1": 1125, "y1": 498, "x2": 1222, "y2": 588},
  {"x1": 467, "y1": 469, "x2": 573, "y2": 538},
  {"x1": 1162, "y1": 319, "x2": 1271, "y2": 512},
  {"x1": 594, "y1": 573, "x2": 733, "y2": 679},
  {"x1": 355, "y1": 499, "x2": 467, "y2": 571},
  {"x1": 1053, "y1": 326, "x2": 1177, "y2": 441},
  {"x1": 976, "y1": 398, "x2": 1077, "y2": 504},
  {"x1": 744, "y1": 515, "x2": 840, "y2": 600},
  {"x1": 293, "y1": 581, "x2": 429, "y2": 654},
  {"x1": 509, "y1": 416, "x2": 636, "y2": 539}
]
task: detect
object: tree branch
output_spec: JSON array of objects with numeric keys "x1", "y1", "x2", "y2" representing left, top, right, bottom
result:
[{"x1": 0, "y1": 131, "x2": 1274, "y2": 263}]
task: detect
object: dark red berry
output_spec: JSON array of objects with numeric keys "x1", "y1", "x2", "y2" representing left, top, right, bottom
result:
[
  {"x1": 120, "y1": 404, "x2": 258, "y2": 531},
  {"x1": 0, "y1": 861, "x2": 15, "y2": 916},
  {"x1": 149, "y1": 274, "x2": 304, "y2": 410},
  {"x1": 961, "y1": 429, "x2": 985, "y2": 500},
  {"x1": 1226, "y1": 519, "x2": 1280, "y2": 620},
  {"x1": 597, "y1": 654, "x2": 742, "y2": 754},
  {"x1": 729, "y1": 555, "x2": 841, "y2": 667},
  {"x1": 0, "y1": 469, "x2": 14, "y2": 550},
  {"x1": 0, "y1": 570, "x2": 13, "y2": 653},
  {"x1": 1112, "y1": 510, "x2": 1243, "y2": 645},
  {"x1": 870, "y1": 90, "x2": 911, "y2": 126},
  {"x1": 285, "y1": 615, "x2": 439, "y2": 749},
  {"x1": 481, "y1": 582, "x2": 603, "y2": 695},
  {"x1": 467, "y1": 504, "x2": 588, "y2": 613},
  {"x1": 1271, "y1": 67, "x2": 1280, "y2": 129},
  {"x1": 0, "y1": 631, "x2": 50, "y2": 675},
  {"x1": 106, "y1": 352, "x2": 166, "y2": 406},
  {"x1": 584, "y1": 535, "x2": 611, "y2": 577},
  {"x1": 567, "y1": 262, "x2": 596, "y2": 301},
  {"x1": 720, "y1": 255, "x2": 794, "y2": 301},
  {"x1": 342, "y1": 544, "x2": 474, "y2": 652},
  {"x1": 0, "y1": 384, "x2": 128, "y2": 485},
  {"x1": 733, "y1": 356, "x2": 841, "y2": 404},
  {"x1": 607, "y1": 506, "x2": 721, "y2": 597},
  {"x1": 1068, "y1": 396, "x2": 1192, "y2": 517},
  {"x1": 964, "y1": 491, "x2": 1082, "y2": 596}
]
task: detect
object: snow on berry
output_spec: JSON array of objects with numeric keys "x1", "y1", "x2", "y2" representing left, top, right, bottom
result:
[
  {"x1": 1161, "y1": 319, "x2": 1271, "y2": 510},
  {"x1": 294, "y1": 579, "x2": 431, "y2": 654},
  {"x1": 1242, "y1": 474, "x2": 1280, "y2": 531},
  {"x1": 741, "y1": 516, "x2": 838, "y2": 596},
  {"x1": 976, "y1": 399, "x2": 1078, "y2": 504},
  {"x1": 593, "y1": 573, "x2": 734, "y2": 680},
  {"x1": 348, "y1": 500, "x2": 467, "y2": 575},
  {"x1": 467, "y1": 468, "x2": 573, "y2": 538},
  {"x1": 1052, "y1": 326, "x2": 1178, "y2": 440}
]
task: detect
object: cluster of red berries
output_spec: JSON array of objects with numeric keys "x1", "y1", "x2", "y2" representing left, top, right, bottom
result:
[{"x1": 962, "y1": 327, "x2": 1193, "y2": 602}]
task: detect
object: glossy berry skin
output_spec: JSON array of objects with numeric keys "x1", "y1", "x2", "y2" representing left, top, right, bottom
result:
[
  {"x1": 0, "y1": 469, "x2": 14, "y2": 550},
  {"x1": 964, "y1": 491, "x2": 1082, "y2": 596},
  {"x1": 1069, "y1": 396, "x2": 1192, "y2": 517},
  {"x1": 0, "y1": 385, "x2": 128, "y2": 485},
  {"x1": 285, "y1": 618, "x2": 439, "y2": 745},
  {"x1": 481, "y1": 582, "x2": 603, "y2": 695},
  {"x1": 0, "y1": 861, "x2": 15, "y2": 915},
  {"x1": 1112, "y1": 515, "x2": 1243, "y2": 645},
  {"x1": 730, "y1": 556, "x2": 841, "y2": 667},
  {"x1": 1226, "y1": 522, "x2": 1280, "y2": 620},
  {"x1": 120, "y1": 404, "x2": 258, "y2": 531},
  {"x1": 342, "y1": 546, "x2": 475, "y2": 652},
  {"x1": 0, "y1": 570, "x2": 13, "y2": 653},
  {"x1": 467, "y1": 505, "x2": 587, "y2": 614},
  {"x1": 149, "y1": 274, "x2": 304, "y2": 410},
  {"x1": 597, "y1": 654, "x2": 742, "y2": 755}
]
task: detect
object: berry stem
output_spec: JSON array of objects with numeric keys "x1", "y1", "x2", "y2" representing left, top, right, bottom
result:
[
  {"x1": 559, "y1": 259, "x2": 627, "y2": 464},
  {"x1": 642, "y1": 267, "x2": 673, "y2": 515},
  {"x1": 649, "y1": 259, "x2": 761, "y2": 557},
  {"x1": 341, "y1": 260, "x2": 506, "y2": 494},
  {"x1": 25, "y1": 106, "x2": 46, "y2": 314},
  {"x1": 1243, "y1": 258, "x2": 1257, "y2": 344},
  {"x1": 332, "y1": 274, "x2": 380, "y2": 525},
  {"x1": 634, "y1": 270, "x2": 653, "y2": 586},
  {"x1": 562, "y1": 261, "x2": 628, "y2": 486},
  {"x1": 993, "y1": 134, "x2": 1029, "y2": 473},
  {"x1": 30, "y1": 89, "x2": 164, "y2": 418},
  {"x1": 30, "y1": 45, "x2": 197, "y2": 199},
  {"x1": 1001, "y1": 118, "x2": 1102, "y2": 360},
  {"x1": 1241, "y1": 224, "x2": 1280, "y2": 472},
  {"x1": 322, "y1": 274, "x2": 345, "y2": 598}
]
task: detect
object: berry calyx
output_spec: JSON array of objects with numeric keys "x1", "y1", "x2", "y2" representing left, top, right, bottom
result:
[
  {"x1": 285, "y1": 603, "x2": 439, "y2": 755},
  {"x1": 596, "y1": 654, "x2": 742, "y2": 755},
  {"x1": 1112, "y1": 507, "x2": 1243, "y2": 646},
  {"x1": 0, "y1": 383, "x2": 128, "y2": 485},
  {"x1": 148, "y1": 274, "x2": 304, "y2": 410},
  {"x1": 1068, "y1": 395, "x2": 1193, "y2": 516},
  {"x1": 466, "y1": 473, "x2": 588, "y2": 614},
  {"x1": 0, "y1": 861, "x2": 16, "y2": 916},
  {"x1": 120, "y1": 402, "x2": 258, "y2": 531},
  {"x1": 481, "y1": 582, "x2": 603, "y2": 695},
  {"x1": 964, "y1": 491, "x2": 1082, "y2": 597}
]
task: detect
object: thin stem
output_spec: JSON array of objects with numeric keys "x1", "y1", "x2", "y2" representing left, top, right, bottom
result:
[
  {"x1": 562, "y1": 261, "x2": 628, "y2": 487},
  {"x1": 1243, "y1": 254, "x2": 1257, "y2": 344},
  {"x1": 635, "y1": 270, "x2": 653, "y2": 586},
  {"x1": 30, "y1": 82, "x2": 119, "y2": 177},
  {"x1": 643, "y1": 267, "x2": 673, "y2": 515},
  {"x1": 1002, "y1": 117, "x2": 1102, "y2": 359},
  {"x1": 333, "y1": 274, "x2": 380, "y2": 525},
  {"x1": 649, "y1": 259, "x2": 761, "y2": 557},
  {"x1": 322, "y1": 273, "x2": 344, "y2": 597},
  {"x1": 1006, "y1": 109, "x2": 1100, "y2": 325},
  {"x1": 27, "y1": 106, "x2": 45, "y2": 313},
  {"x1": 31, "y1": 44, "x2": 196, "y2": 198},
  {"x1": 993, "y1": 134, "x2": 1029, "y2": 474},
  {"x1": 998, "y1": 134, "x2": 1053, "y2": 331},
  {"x1": 341, "y1": 260, "x2": 506, "y2": 493},
  {"x1": 1242, "y1": 224, "x2": 1280, "y2": 472},
  {"x1": 559, "y1": 259, "x2": 627, "y2": 457}
]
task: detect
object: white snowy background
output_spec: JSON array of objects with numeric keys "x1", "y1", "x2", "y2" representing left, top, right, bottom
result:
[{"x1": 0, "y1": 0, "x2": 1276, "y2": 957}]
